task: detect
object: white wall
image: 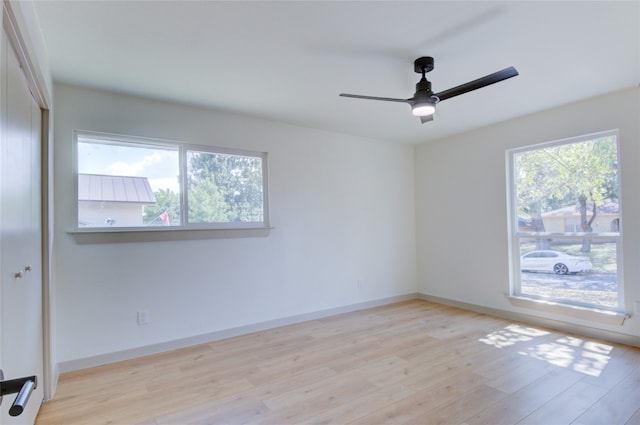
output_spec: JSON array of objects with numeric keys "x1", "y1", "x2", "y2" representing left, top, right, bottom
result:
[
  {"x1": 53, "y1": 84, "x2": 417, "y2": 364},
  {"x1": 416, "y1": 87, "x2": 640, "y2": 341}
]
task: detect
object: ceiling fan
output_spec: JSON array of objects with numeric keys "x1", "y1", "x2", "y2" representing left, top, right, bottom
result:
[{"x1": 340, "y1": 57, "x2": 518, "y2": 123}]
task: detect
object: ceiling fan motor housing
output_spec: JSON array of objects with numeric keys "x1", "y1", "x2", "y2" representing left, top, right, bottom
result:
[
  {"x1": 415, "y1": 78, "x2": 433, "y2": 99},
  {"x1": 413, "y1": 57, "x2": 437, "y2": 103}
]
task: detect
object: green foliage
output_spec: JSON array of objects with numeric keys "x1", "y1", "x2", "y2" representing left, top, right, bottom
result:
[
  {"x1": 143, "y1": 188, "x2": 180, "y2": 226},
  {"x1": 142, "y1": 150, "x2": 264, "y2": 226},
  {"x1": 187, "y1": 151, "x2": 264, "y2": 223},
  {"x1": 515, "y1": 135, "x2": 618, "y2": 220},
  {"x1": 187, "y1": 174, "x2": 229, "y2": 223}
]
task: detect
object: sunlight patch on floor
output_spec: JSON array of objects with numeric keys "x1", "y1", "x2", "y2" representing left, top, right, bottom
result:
[
  {"x1": 478, "y1": 324, "x2": 549, "y2": 348},
  {"x1": 479, "y1": 324, "x2": 612, "y2": 377}
]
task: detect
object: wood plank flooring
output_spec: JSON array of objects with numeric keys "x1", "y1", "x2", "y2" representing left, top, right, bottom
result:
[{"x1": 35, "y1": 300, "x2": 640, "y2": 425}]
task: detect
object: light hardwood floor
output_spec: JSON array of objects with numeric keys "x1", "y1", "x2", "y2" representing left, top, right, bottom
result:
[{"x1": 36, "y1": 300, "x2": 640, "y2": 425}]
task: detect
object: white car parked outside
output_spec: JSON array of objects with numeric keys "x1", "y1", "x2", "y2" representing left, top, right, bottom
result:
[{"x1": 521, "y1": 250, "x2": 593, "y2": 275}]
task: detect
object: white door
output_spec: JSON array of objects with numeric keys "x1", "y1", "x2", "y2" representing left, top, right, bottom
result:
[{"x1": 0, "y1": 26, "x2": 44, "y2": 425}]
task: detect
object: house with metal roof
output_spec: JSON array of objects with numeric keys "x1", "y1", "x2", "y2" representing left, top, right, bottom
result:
[{"x1": 77, "y1": 174, "x2": 156, "y2": 227}]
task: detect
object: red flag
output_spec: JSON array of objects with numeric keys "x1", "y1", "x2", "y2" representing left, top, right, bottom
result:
[{"x1": 159, "y1": 211, "x2": 169, "y2": 225}]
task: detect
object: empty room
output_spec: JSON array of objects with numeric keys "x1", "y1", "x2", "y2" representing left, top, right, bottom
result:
[{"x1": 0, "y1": 1, "x2": 639, "y2": 424}]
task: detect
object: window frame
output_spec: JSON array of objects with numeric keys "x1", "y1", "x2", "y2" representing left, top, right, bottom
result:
[
  {"x1": 506, "y1": 130, "x2": 624, "y2": 313},
  {"x1": 73, "y1": 130, "x2": 270, "y2": 232}
]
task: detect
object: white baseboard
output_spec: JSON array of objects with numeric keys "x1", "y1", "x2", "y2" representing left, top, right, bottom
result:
[
  {"x1": 418, "y1": 293, "x2": 640, "y2": 348},
  {"x1": 57, "y1": 293, "x2": 418, "y2": 374}
]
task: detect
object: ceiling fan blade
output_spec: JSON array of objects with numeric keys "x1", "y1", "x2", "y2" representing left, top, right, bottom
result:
[
  {"x1": 420, "y1": 115, "x2": 434, "y2": 124},
  {"x1": 434, "y1": 66, "x2": 518, "y2": 102},
  {"x1": 339, "y1": 93, "x2": 411, "y2": 104}
]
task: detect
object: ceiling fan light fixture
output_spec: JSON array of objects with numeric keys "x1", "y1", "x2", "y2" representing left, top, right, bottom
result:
[
  {"x1": 412, "y1": 102, "x2": 436, "y2": 117},
  {"x1": 339, "y1": 56, "x2": 518, "y2": 125}
]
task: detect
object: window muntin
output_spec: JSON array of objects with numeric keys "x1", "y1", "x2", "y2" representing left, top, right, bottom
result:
[
  {"x1": 75, "y1": 131, "x2": 269, "y2": 231},
  {"x1": 508, "y1": 131, "x2": 622, "y2": 311}
]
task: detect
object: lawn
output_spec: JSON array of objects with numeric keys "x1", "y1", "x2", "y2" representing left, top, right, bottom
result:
[{"x1": 521, "y1": 284, "x2": 618, "y2": 308}]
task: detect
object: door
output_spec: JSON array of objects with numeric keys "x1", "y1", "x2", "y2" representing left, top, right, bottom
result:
[{"x1": 0, "y1": 25, "x2": 44, "y2": 424}]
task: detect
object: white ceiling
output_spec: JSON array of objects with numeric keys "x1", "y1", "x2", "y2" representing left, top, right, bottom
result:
[{"x1": 33, "y1": 1, "x2": 639, "y2": 145}]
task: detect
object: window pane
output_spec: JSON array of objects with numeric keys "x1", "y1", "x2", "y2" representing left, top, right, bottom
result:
[
  {"x1": 510, "y1": 132, "x2": 621, "y2": 311},
  {"x1": 186, "y1": 150, "x2": 264, "y2": 224},
  {"x1": 77, "y1": 137, "x2": 180, "y2": 228},
  {"x1": 518, "y1": 237, "x2": 618, "y2": 308}
]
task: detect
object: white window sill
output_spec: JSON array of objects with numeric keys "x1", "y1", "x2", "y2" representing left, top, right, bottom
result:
[
  {"x1": 68, "y1": 226, "x2": 273, "y2": 244},
  {"x1": 507, "y1": 295, "x2": 630, "y2": 326}
]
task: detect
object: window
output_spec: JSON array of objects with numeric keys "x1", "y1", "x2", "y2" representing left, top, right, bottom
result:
[
  {"x1": 508, "y1": 131, "x2": 622, "y2": 311},
  {"x1": 75, "y1": 131, "x2": 269, "y2": 231}
]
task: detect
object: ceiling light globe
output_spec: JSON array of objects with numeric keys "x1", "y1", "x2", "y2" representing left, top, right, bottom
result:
[{"x1": 412, "y1": 103, "x2": 436, "y2": 117}]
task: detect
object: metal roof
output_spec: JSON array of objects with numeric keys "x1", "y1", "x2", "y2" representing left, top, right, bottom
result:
[{"x1": 78, "y1": 174, "x2": 157, "y2": 204}]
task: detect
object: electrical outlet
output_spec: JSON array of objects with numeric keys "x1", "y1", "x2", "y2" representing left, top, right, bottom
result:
[{"x1": 137, "y1": 310, "x2": 150, "y2": 326}]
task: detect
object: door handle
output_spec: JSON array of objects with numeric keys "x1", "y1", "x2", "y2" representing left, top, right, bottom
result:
[{"x1": 0, "y1": 370, "x2": 38, "y2": 417}]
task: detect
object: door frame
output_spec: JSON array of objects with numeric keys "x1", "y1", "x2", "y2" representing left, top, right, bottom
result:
[{"x1": 2, "y1": 0, "x2": 54, "y2": 400}]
